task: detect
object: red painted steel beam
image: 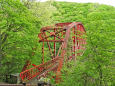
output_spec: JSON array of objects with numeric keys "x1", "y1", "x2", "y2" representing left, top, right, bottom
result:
[
  {"x1": 20, "y1": 22, "x2": 86, "y2": 83},
  {"x1": 44, "y1": 32, "x2": 54, "y2": 58},
  {"x1": 39, "y1": 28, "x2": 66, "y2": 40},
  {"x1": 40, "y1": 27, "x2": 63, "y2": 32},
  {"x1": 54, "y1": 28, "x2": 56, "y2": 57},
  {"x1": 55, "y1": 22, "x2": 86, "y2": 83},
  {"x1": 39, "y1": 40, "x2": 64, "y2": 42}
]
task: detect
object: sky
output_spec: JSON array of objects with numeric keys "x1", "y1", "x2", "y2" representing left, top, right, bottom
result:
[{"x1": 39, "y1": 0, "x2": 115, "y2": 7}]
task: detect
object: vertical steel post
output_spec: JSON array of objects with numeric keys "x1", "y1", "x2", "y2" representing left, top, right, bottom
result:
[
  {"x1": 54, "y1": 28, "x2": 56, "y2": 57},
  {"x1": 74, "y1": 27, "x2": 76, "y2": 59},
  {"x1": 75, "y1": 25, "x2": 77, "y2": 61},
  {"x1": 42, "y1": 41, "x2": 44, "y2": 64}
]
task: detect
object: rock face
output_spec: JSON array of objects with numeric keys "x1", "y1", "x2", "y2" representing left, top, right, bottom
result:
[
  {"x1": 27, "y1": 77, "x2": 51, "y2": 86},
  {"x1": 10, "y1": 73, "x2": 21, "y2": 84}
]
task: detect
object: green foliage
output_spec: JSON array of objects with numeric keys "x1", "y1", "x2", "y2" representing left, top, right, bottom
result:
[
  {"x1": 23, "y1": 0, "x2": 57, "y2": 26},
  {"x1": 0, "y1": 0, "x2": 41, "y2": 75},
  {"x1": 52, "y1": 2, "x2": 115, "y2": 86},
  {"x1": 0, "y1": 0, "x2": 57, "y2": 79},
  {"x1": 0, "y1": 0, "x2": 114, "y2": 85}
]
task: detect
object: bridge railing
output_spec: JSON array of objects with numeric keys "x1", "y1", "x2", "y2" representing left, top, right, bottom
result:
[{"x1": 20, "y1": 57, "x2": 60, "y2": 82}]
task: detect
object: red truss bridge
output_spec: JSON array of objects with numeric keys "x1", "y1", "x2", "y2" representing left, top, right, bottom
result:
[{"x1": 20, "y1": 22, "x2": 86, "y2": 83}]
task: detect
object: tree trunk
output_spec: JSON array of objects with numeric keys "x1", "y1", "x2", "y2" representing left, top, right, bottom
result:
[{"x1": 98, "y1": 65, "x2": 103, "y2": 86}]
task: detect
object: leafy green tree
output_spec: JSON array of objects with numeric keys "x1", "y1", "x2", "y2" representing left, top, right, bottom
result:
[
  {"x1": 22, "y1": 0, "x2": 57, "y2": 26},
  {"x1": 0, "y1": 0, "x2": 41, "y2": 76},
  {"x1": 52, "y1": 2, "x2": 115, "y2": 86}
]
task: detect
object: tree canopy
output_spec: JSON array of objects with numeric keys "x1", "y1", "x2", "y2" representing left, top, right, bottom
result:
[{"x1": 0, "y1": 0, "x2": 114, "y2": 85}]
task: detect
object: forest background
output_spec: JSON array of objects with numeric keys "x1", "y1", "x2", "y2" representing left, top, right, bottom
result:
[{"x1": 0, "y1": 0, "x2": 114, "y2": 86}]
